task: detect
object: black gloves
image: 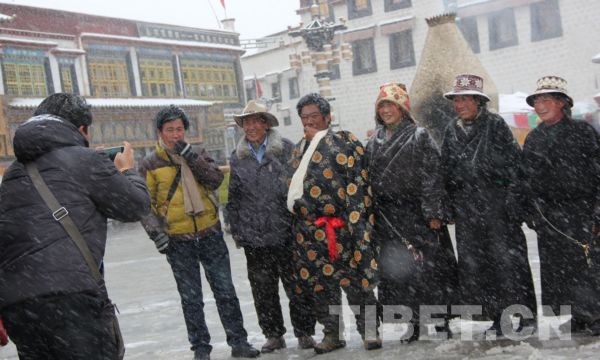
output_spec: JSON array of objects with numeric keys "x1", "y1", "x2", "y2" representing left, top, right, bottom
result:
[
  {"x1": 153, "y1": 233, "x2": 170, "y2": 254},
  {"x1": 175, "y1": 140, "x2": 198, "y2": 162},
  {"x1": 174, "y1": 140, "x2": 191, "y2": 156}
]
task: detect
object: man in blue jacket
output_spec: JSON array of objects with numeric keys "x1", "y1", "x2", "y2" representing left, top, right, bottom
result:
[{"x1": 227, "y1": 101, "x2": 316, "y2": 353}]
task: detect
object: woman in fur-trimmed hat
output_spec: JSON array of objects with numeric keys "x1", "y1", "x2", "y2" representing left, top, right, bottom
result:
[
  {"x1": 365, "y1": 83, "x2": 458, "y2": 342},
  {"x1": 522, "y1": 76, "x2": 600, "y2": 335}
]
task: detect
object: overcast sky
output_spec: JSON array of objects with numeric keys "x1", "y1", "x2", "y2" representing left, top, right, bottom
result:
[{"x1": 1, "y1": 0, "x2": 301, "y2": 39}]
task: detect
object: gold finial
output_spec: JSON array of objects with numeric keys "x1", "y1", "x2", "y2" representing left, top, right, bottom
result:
[{"x1": 425, "y1": 13, "x2": 457, "y2": 27}]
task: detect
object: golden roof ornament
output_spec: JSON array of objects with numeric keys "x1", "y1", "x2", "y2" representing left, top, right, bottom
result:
[{"x1": 410, "y1": 12, "x2": 499, "y2": 143}]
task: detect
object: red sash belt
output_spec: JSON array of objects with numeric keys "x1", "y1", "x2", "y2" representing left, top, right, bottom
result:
[
  {"x1": 314, "y1": 216, "x2": 345, "y2": 262},
  {"x1": 0, "y1": 318, "x2": 8, "y2": 346}
]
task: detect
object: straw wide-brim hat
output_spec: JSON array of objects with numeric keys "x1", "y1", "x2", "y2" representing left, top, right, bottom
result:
[
  {"x1": 444, "y1": 74, "x2": 491, "y2": 102},
  {"x1": 525, "y1": 75, "x2": 573, "y2": 108},
  {"x1": 233, "y1": 100, "x2": 279, "y2": 127}
]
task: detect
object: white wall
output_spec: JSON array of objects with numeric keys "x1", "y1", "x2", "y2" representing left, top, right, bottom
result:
[{"x1": 242, "y1": 0, "x2": 600, "y2": 142}]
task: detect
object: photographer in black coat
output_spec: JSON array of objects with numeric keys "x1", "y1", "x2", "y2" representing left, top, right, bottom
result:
[{"x1": 0, "y1": 93, "x2": 150, "y2": 359}]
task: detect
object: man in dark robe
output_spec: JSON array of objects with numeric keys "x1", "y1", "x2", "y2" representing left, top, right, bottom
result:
[
  {"x1": 441, "y1": 74, "x2": 537, "y2": 336},
  {"x1": 287, "y1": 93, "x2": 380, "y2": 353}
]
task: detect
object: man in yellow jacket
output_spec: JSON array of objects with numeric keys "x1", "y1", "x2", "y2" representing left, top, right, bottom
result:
[{"x1": 139, "y1": 105, "x2": 259, "y2": 360}]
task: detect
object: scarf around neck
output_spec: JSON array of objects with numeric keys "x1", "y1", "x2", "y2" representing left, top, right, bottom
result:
[
  {"x1": 287, "y1": 129, "x2": 328, "y2": 213},
  {"x1": 160, "y1": 139, "x2": 205, "y2": 215}
]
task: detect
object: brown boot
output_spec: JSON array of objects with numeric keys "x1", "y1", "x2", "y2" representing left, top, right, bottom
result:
[
  {"x1": 314, "y1": 334, "x2": 346, "y2": 354},
  {"x1": 363, "y1": 337, "x2": 382, "y2": 350},
  {"x1": 261, "y1": 336, "x2": 286, "y2": 353},
  {"x1": 297, "y1": 335, "x2": 316, "y2": 349}
]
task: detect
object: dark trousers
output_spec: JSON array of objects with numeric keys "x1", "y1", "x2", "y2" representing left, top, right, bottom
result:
[
  {"x1": 245, "y1": 246, "x2": 315, "y2": 338},
  {"x1": 1, "y1": 292, "x2": 118, "y2": 360},
  {"x1": 166, "y1": 232, "x2": 248, "y2": 355},
  {"x1": 310, "y1": 283, "x2": 379, "y2": 339}
]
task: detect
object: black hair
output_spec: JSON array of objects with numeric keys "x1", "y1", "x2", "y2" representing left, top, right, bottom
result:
[
  {"x1": 550, "y1": 94, "x2": 573, "y2": 118},
  {"x1": 33, "y1": 93, "x2": 92, "y2": 128},
  {"x1": 474, "y1": 95, "x2": 488, "y2": 109},
  {"x1": 155, "y1": 105, "x2": 190, "y2": 130},
  {"x1": 296, "y1": 93, "x2": 331, "y2": 117},
  {"x1": 551, "y1": 93, "x2": 572, "y2": 108}
]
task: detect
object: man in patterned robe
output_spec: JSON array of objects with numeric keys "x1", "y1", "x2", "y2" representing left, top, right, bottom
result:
[{"x1": 287, "y1": 93, "x2": 380, "y2": 353}]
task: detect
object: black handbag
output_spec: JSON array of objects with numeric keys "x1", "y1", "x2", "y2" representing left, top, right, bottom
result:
[{"x1": 25, "y1": 162, "x2": 125, "y2": 360}]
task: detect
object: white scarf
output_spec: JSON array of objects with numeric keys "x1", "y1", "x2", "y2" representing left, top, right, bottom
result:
[{"x1": 287, "y1": 129, "x2": 328, "y2": 213}]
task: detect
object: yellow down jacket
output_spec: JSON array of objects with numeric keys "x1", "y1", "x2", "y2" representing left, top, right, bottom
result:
[{"x1": 139, "y1": 144, "x2": 223, "y2": 237}]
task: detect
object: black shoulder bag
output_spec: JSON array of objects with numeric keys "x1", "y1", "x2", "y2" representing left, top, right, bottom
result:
[{"x1": 25, "y1": 162, "x2": 125, "y2": 360}]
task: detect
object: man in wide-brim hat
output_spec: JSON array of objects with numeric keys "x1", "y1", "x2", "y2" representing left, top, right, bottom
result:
[
  {"x1": 522, "y1": 76, "x2": 600, "y2": 335},
  {"x1": 228, "y1": 100, "x2": 317, "y2": 353},
  {"x1": 440, "y1": 74, "x2": 538, "y2": 336},
  {"x1": 233, "y1": 100, "x2": 279, "y2": 128}
]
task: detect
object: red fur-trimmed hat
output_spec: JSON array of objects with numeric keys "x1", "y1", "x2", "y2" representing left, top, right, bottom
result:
[{"x1": 375, "y1": 83, "x2": 412, "y2": 124}]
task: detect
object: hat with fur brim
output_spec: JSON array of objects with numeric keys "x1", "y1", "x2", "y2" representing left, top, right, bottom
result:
[
  {"x1": 233, "y1": 100, "x2": 279, "y2": 127},
  {"x1": 375, "y1": 83, "x2": 415, "y2": 125},
  {"x1": 444, "y1": 74, "x2": 490, "y2": 102},
  {"x1": 525, "y1": 75, "x2": 573, "y2": 108}
]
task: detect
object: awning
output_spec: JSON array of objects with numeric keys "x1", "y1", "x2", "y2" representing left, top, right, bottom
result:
[
  {"x1": 10, "y1": 97, "x2": 214, "y2": 109},
  {"x1": 499, "y1": 92, "x2": 532, "y2": 113},
  {"x1": 500, "y1": 112, "x2": 539, "y2": 129},
  {"x1": 499, "y1": 92, "x2": 538, "y2": 129},
  {"x1": 572, "y1": 101, "x2": 598, "y2": 121}
]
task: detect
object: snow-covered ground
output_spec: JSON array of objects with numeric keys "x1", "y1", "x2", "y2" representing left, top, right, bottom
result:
[{"x1": 2, "y1": 222, "x2": 600, "y2": 359}]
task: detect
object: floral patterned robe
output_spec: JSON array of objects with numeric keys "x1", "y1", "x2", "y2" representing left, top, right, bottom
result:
[{"x1": 287, "y1": 130, "x2": 379, "y2": 295}]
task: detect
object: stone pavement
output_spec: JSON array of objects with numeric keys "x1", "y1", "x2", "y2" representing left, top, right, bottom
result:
[{"x1": 2, "y1": 222, "x2": 600, "y2": 359}]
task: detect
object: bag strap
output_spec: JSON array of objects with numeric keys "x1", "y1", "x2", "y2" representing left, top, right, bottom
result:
[
  {"x1": 166, "y1": 166, "x2": 181, "y2": 205},
  {"x1": 159, "y1": 165, "x2": 181, "y2": 219},
  {"x1": 25, "y1": 162, "x2": 102, "y2": 283}
]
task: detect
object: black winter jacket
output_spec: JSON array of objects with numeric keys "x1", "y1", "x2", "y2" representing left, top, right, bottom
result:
[
  {"x1": 226, "y1": 129, "x2": 294, "y2": 248},
  {"x1": 0, "y1": 115, "x2": 150, "y2": 309}
]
